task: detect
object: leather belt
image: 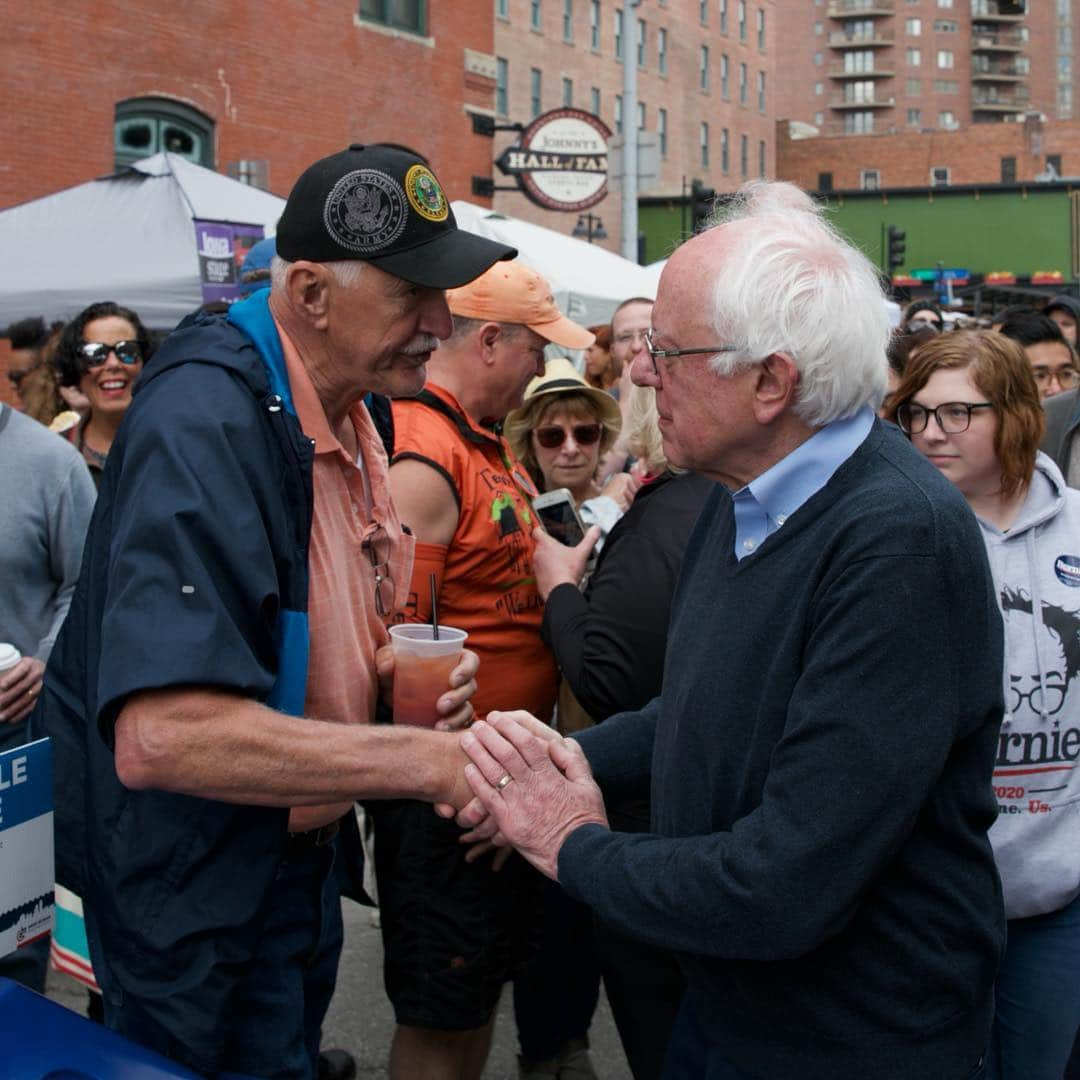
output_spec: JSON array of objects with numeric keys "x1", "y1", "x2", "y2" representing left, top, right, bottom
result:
[{"x1": 285, "y1": 819, "x2": 340, "y2": 851}]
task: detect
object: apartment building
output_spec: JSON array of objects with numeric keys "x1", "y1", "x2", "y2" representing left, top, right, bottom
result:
[
  {"x1": 491, "y1": 0, "x2": 776, "y2": 255},
  {"x1": 774, "y1": 0, "x2": 1075, "y2": 141}
]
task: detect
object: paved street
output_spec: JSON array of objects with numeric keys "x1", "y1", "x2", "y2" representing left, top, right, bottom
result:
[{"x1": 47, "y1": 898, "x2": 633, "y2": 1079}]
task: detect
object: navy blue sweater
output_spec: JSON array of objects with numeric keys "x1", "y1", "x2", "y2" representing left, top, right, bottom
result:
[{"x1": 563, "y1": 420, "x2": 1005, "y2": 1080}]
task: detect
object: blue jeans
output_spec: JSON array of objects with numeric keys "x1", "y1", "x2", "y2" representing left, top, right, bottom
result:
[
  {"x1": 106, "y1": 840, "x2": 343, "y2": 1079},
  {"x1": 988, "y1": 891, "x2": 1080, "y2": 1080}
]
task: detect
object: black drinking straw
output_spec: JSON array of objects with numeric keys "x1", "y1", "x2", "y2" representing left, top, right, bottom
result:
[{"x1": 430, "y1": 573, "x2": 440, "y2": 640}]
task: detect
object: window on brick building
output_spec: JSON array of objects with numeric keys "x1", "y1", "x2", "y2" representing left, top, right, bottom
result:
[
  {"x1": 937, "y1": 111, "x2": 956, "y2": 129},
  {"x1": 658, "y1": 107, "x2": 668, "y2": 156},
  {"x1": 861, "y1": 169, "x2": 880, "y2": 191},
  {"x1": 563, "y1": 77, "x2": 574, "y2": 106},
  {"x1": 721, "y1": 54, "x2": 730, "y2": 98},
  {"x1": 638, "y1": 101, "x2": 646, "y2": 130},
  {"x1": 843, "y1": 111, "x2": 874, "y2": 134},
  {"x1": 615, "y1": 93, "x2": 623, "y2": 133},
  {"x1": 615, "y1": 8, "x2": 623, "y2": 61},
  {"x1": 758, "y1": 71, "x2": 766, "y2": 113},
  {"x1": 496, "y1": 0, "x2": 508, "y2": 17},
  {"x1": 563, "y1": 0, "x2": 573, "y2": 40},
  {"x1": 906, "y1": 48, "x2": 921, "y2": 66},
  {"x1": 740, "y1": 133, "x2": 749, "y2": 178},
  {"x1": 701, "y1": 46, "x2": 710, "y2": 91},
  {"x1": 815, "y1": 82, "x2": 823, "y2": 95},
  {"x1": 700, "y1": 122, "x2": 710, "y2": 167},
  {"x1": 759, "y1": 139, "x2": 766, "y2": 177},
  {"x1": 906, "y1": 78, "x2": 921, "y2": 95},
  {"x1": 700, "y1": 0, "x2": 708, "y2": 24},
  {"x1": 814, "y1": 111, "x2": 824, "y2": 126},
  {"x1": 930, "y1": 166, "x2": 950, "y2": 186},
  {"x1": 637, "y1": 18, "x2": 646, "y2": 67},
  {"x1": 934, "y1": 20, "x2": 957, "y2": 32},
  {"x1": 906, "y1": 17, "x2": 921, "y2": 35},
  {"x1": 591, "y1": 86, "x2": 601, "y2": 113},
  {"x1": 757, "y1": 8, "x2": 765, "y2": 50},
  {"x1": 937, "y1": 50, "x2": 954, "y2": 69},
  {"x1": 738, "y1": 0, "x2": 747, "y2": 42},
  {"x1": 722, "y1": 128, "x2": 730, "y2": 173},
  {"x1": 720, "y1": 0, "x2": 728, "y2": 33},
  {"x1": 590, "y1": 0, "x2": 600, "y2": 48},
  {"x1": 496, "y1": 58, "x2": 509, "y2": 115},
  {"x1": 739, "y1": 62, "x2": 748, "y2": 105},
  {"x1": 907, "y1": 107, "x2": 921, "y2": 125},
  {"x1": 115, "y1": 98, "x2": 213, "y2": 168},
  {"x1": 359, "y1": 0, "x2": 426, "y2": 34},
  {"x1": 531, "y1": 0, "x2": 542, "y2": 30},
  {"x1": 1047, "y1": 154, "x2": 1063, "y2": 177},
  {"x1": 1000, "y1": 156, "x2": 1017, "y2": 183},
  {"x1": 531, "y1": 67, "x2": 543, "y2": 117},
  {"x1": 818, "y1": 172, "x2": 833, "y2": 193},
  {"x1": 659, "y1": 27, "x2": 668, "y2": 75}
]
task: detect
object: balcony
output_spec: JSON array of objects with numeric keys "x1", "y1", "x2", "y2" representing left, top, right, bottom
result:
[
  {"x1": 831, "y1": 95, "x2": 895, "y2": 109},
  {"x1": 971, "y1": 30, "x2": 1025, "y2": 52},
  {"x1": 829, "y1": 65, "x2": 894, "y2": 78},
  {"x1": 971, "y1": 1, "x2": 1027, "y2": 24},
  {"x1": 972, "y1": 88, "x2": 1029, "y2": 112},
  {"x1": 970, "y1": 63, "x2": 1026, "y2": 82},
  {"x1": 827, "y1": 0, "x2": 893, "y2": 16},
  {"x1": 828, "y1": 31, "x2": 893, "y2": 47}
]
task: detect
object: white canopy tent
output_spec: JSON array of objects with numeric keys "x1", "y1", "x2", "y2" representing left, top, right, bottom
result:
[
  {"x1": 450, "y1": 201, "x2": 659, "y2": 328},
  {"x1": 0, "y1": 154, "x2": 285, "y2": 330}
]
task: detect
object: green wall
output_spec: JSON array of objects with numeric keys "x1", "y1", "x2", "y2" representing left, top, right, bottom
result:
[
  {"x1": 820, "y1": 189, "x2": 1074, "y2": 279},
  {"x1": 638, "y1": 187, "x2": 1077, "y2": 279}
]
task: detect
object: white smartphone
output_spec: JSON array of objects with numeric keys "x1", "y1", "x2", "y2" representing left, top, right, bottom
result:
[{"x1": 533, "y1": 487, "x2": 588, "y2": 547}]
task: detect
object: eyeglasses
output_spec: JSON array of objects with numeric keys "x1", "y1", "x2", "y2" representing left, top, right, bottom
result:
[
  {"x1": 533, "y1": 423, "x2": 603, "y2": 449},
  {"x1": 643, "y1": 329, "x2": 739, "y2": 377},
  {"x1": 360, "y1": 522, "x2": 396, "y2": 619},
  {"x1": 78, "y1": 340, "x2": 144, "y2": 369},
  {"x1": 895, "y1": 401, "x2": 993, "y2": 435},
  {"x1": 1032, "y1": 366, "x2": 1080, "y2": 390}
]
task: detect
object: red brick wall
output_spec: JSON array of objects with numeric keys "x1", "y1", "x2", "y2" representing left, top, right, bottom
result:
[
  {"x1": 776, "y1": 115, "x2": 1080, "y2": 192},
  {"x1": 0, "y1": 4, "x2": 496, "y2": 209}
]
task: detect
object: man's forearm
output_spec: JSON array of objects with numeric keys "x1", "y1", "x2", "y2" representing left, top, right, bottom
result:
[{"x1": 114, "y1": 687, "x2": 461, "y2": 806}]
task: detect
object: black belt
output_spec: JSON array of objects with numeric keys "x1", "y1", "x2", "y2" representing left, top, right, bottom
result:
[{"x1": 284, "y1": 819, "x2": 340, "y2": 851}]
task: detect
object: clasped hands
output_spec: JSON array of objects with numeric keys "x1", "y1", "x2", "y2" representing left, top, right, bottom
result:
[{"x1": 439, "y1": 710, "x2": 609, "y2": 881}]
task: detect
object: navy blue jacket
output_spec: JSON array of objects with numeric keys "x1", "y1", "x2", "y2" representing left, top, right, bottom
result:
[{"x1": 36, "y1": 292, "x2": 322, "y2": 1055}]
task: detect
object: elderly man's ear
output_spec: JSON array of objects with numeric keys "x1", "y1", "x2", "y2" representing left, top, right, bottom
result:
[{"x1": 753, "y1": 353, "x2": 800, "y2": 424}]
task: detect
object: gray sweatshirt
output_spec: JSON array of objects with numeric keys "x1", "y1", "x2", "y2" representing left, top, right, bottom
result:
[
  {"x1": 0, "y1": 404, "x2": 96, "y2": 662},
  {"x1": 978, "y1": 451, "x2": 1080, "y2": 919}
]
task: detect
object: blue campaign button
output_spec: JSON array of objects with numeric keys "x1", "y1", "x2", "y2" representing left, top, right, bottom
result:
[{"x1": 1055, "y1": 555, "x2": 1080, "y2": 587}]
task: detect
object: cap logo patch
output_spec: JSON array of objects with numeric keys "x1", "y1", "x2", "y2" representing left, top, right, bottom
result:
[
  {"x1": 405, "y1": 164, "x2": 449, "y2": 222},
  {"x1": 324, "y1": 169, "x2": 407, "y2": 254}
]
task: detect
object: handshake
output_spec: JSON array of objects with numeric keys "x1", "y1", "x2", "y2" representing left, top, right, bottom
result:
[{"x1": 438, "y1": 711, "x2": 609, "y2": 882}]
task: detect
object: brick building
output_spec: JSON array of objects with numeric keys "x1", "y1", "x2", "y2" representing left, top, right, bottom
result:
[
  {"x1": 773, "y1": 0, "x2": 1076, "y2": 142},
  {"x1": 490, "y1": 0, "x2": 776, "y2": 258},
  {"x1": 0, "y1": 3, "x2": 498, "y2": 213}
]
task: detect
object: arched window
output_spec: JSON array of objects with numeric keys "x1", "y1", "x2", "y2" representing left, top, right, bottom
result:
[{"x1": 114, "y1": 98, "x2": 214, "y2": 168}]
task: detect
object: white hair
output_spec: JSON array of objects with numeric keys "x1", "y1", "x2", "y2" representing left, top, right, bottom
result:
[
  {"x1": 269, "y1": 255, "x2": 365, "y2": 291},
  {"x1": 699, "y1": 180, "x2": 890, "y2": 426}
]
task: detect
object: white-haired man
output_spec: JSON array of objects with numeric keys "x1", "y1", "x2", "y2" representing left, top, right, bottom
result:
[{"x1": 456, "y1": 182, "x2": 1005, "y2": 1079}]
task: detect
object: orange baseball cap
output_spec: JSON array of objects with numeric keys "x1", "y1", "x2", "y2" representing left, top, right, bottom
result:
[{"x1": 446, "y1": 261, "x2": 595, "y2": 350}]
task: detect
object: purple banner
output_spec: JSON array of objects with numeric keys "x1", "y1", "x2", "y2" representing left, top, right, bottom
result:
[{"x1": 194, "y1": 221, "x2": 266, "y2": 305}]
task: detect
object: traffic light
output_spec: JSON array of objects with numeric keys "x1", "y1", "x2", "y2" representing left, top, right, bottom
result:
[
  {"x1": 887, "y1": 225, "x2": 906, "y2": 271},
  {"x1": 690, "y1": 179, "x2": 717, "y2": 234}
]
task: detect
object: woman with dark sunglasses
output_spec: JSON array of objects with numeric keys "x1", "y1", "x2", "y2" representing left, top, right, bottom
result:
[
  {"x1": 504, "y1": 356, "x2": 639, "y2": 551},
  {"x1": 886, "y1": 330, "x2": 1080, "y2": 1080},
  {"x1": 54, "y1": 301, "x2": 153, "y2": 486}
]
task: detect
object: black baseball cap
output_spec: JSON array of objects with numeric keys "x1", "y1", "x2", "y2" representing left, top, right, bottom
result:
[{"x1": 275, "y1": 144, "x2": 516, "y2": 290}]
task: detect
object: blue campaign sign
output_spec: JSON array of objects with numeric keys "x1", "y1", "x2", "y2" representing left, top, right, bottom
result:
[
  {"x1": 0, "y1": 738, "x2": 54, "y2": 958},
  {"x1": 0, "y1": 737, "x2": 52, "y2": 830}
]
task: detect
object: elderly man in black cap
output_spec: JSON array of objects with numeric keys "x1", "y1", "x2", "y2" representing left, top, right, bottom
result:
[{"x1": 35, "y1": 146, "x2": 515, "y2": 1080}]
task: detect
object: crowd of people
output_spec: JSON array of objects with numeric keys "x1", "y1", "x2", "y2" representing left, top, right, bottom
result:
[{"x1": 2, "y1": 146, "x2": 1080, "y2": 1080}]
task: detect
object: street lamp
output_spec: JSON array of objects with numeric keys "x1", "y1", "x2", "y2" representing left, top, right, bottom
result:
[{"x1": 573, "y1": 213, "x2": 608, "y2": 243}]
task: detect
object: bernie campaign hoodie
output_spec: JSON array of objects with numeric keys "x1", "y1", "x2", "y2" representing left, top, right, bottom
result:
[{"x1": 978, "y1": 451, "x2": 1080, "y2": 919}]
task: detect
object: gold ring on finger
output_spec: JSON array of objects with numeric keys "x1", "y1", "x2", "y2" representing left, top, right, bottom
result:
[{"x1": 495, "y1": 773, "x2": 513, "y2": 791}]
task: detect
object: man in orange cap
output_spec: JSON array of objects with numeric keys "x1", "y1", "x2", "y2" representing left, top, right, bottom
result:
[{"x1": 373, "y1": 261, "x2": 594, "y2": 1080}]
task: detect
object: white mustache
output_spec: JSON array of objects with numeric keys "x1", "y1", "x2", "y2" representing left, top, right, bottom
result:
[{"x1": 401, "y1": 335, "x2": 440, "y2": 356}]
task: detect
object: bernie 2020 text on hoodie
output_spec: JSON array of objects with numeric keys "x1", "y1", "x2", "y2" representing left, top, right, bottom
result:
[{"x1": 978, "y1": 451, "x2": 1080, "y2": 919}]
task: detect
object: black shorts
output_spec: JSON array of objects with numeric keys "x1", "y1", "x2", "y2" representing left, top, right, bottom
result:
[{"x1": 368, "y1": 799, "x2": 542, "y2": 1031}]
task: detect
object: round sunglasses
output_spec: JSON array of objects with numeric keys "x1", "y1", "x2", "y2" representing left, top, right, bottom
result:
[
  {"x1": 78, "y1": 340, "x2": 144, "y2": 369},
  {"x1": 533, "y1": 423, "x2": 603, "y2": 449}
]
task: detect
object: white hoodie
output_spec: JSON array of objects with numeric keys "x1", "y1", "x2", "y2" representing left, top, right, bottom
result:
[{"x1": 977, "y1": 451, "x2": 1080, "y2": 919}]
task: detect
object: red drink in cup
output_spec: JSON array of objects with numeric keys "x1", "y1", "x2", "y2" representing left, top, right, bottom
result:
[{"x1": 389, "y1": 624, "x2": 468, "y2": 727}]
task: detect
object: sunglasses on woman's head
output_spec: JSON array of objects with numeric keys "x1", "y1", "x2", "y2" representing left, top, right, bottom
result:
[
  {"x1": 78, "y1": 340, "x2": 143, "y2": 368},
  {"x1": 533, "y1": 423, "x2": 603, "y2": 449}
]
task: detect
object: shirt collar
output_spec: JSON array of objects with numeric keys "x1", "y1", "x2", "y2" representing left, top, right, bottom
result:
[{"x1": 732, "y1": 406, "x2": 874, "y2": 559}]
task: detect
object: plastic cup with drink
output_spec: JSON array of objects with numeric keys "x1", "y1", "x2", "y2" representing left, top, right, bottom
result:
[{"x1": 388, "y1": 624, "x2": 468, "y2": 728}]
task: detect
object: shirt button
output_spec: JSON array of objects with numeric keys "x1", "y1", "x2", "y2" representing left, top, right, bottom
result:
[
  {"x1": 743, "y1": 538, "x2": 756, "y2": 551},
  {"x1": 776, "y1": 514, "x2": 787, "y2": 526}
]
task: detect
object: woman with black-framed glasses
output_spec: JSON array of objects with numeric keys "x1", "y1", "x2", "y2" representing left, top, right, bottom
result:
[
  {"x1": 54, "y1": 301, "x2": 154, "y2": 486},
  {"x1": 886, "y1": 329, "x2": 1080, "y2": 1080}
]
